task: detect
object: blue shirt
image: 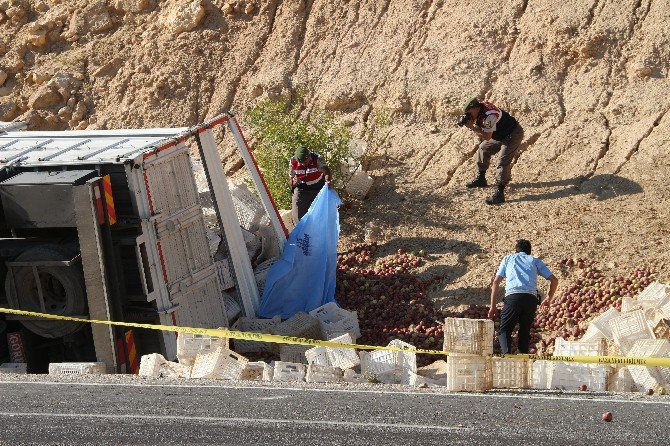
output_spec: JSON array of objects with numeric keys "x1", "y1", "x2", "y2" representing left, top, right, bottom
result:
[{"x1": 496, "y1": 253, "x2": 553, "y2": 296}]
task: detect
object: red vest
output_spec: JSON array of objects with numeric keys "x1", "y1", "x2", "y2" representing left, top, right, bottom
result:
[
  {"x1": 476, "y1": 100, "x2": 501, "y2": 127},
  {"x1": 291, "y1": 153, "x2": 323, "y2": 185}
]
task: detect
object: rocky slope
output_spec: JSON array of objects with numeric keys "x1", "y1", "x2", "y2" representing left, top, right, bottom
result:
[{"x1": 1, "y1": 0, "x2": 668, "y2": 308}]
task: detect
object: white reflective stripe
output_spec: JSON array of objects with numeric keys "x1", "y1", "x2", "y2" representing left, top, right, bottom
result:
[
  {"x1": 305, "y1": 168, "x2": 319, "y2": 174},
  {"x1": 294, "y1": 169, "x2": 306, "y2": 174}
]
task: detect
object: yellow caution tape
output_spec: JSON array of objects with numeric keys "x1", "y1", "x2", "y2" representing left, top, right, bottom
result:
[{"x1": 2, "y1": 307, "x2": 670, "y2": 367}]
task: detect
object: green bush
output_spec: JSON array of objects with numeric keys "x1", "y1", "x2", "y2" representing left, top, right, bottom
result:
[{"x1": 243, "y1": 95, "x2": 354, "y2": 209}]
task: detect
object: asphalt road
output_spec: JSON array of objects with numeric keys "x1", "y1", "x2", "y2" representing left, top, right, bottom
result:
[{"x1": 0, "y1": 379, "x2": 668, "y2": 445}]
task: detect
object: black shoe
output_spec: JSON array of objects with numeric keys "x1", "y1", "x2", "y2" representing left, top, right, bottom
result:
[
  {"x1": 485, "y1": 186, "x2": 505, "y2": 205},
  {"x1": 466, "y1": 172, "x2": 487, "y2": 188}
]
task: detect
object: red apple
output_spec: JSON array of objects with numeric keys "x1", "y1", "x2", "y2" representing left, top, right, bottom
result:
[{"x1": 602, "y1": 412, "x2": 613, "y2": 422}]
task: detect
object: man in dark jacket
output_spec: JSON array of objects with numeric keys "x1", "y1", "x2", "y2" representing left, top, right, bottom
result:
[{"x1": 460, "y1": 97, "x2": 524, "y2": 205}]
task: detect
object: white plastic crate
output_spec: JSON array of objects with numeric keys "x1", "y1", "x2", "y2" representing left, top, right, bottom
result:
[
  {"x1": 306, "y1": 364, "x2": 343, "y2": 383},
  {"x1": 49, "y1": 362, "x2": 107, "y2": 375},
  {"x1": 177, "y1": 332, "x2": 226, "y2": 367},
  {"x1": 360, "y1": 350, "x2": 398, "y2": 383},
  {"x1": 627, "y1": 339, "x2": 670, "y2": 388},
  {"x1": 223, "y1": 292, "x2": 241, "y2": 322},
  {"x1": 628, "y1": 365, "x2": 663, "y2": 392},
  {"x1": 272, "y1": 312, "x2": 322, "y2": 340},
  {"x1": 279, "y1": 209, "x2": 295, "y2": 233},
  {"x1": 608, "y1": 366, "x2": 636, "y2": 392},
  {"x1": 159, "y1": 361, "x2": 192, "y2": 378},
  {"x1": 532, "y1": 360, "x2": 552, "y2": 390},
  {"x1": 359, "y1": 340, "x2": 417, "y2": 383},
  {"x1": 491, "y1": 357, "x2": 532, "y2": 389},
  {"x1": 659, "y1": 295, "x2": 670, "y2": 320},
  {"x1": 446, "y1": 354, "x2": 492, "y2": 392},
  {"x1": 345, "y1": 171, "x2": 374, "y2": 199},
  {"x1": 254, "y1": 258, "x2": 278, "y2": 296},
  {"x1": 621, "y1": 296, "x2": 643, "y2": 313},
  {"x1": 580, "y1": 324, "x2": 607, "y2": 342},
  {"x1": 610, "y1": 310, "x2": 655, "y2": 354},
  {"x1": 443, "y1": 318, "x2": 494, "y2": 356},
  {"x1": 190, "y1": 347, "x2": 248, "y2": 380},
  {"x1": 390, "y1": 339, "x2": 418, "y2": 382},
  {"x1": 590, "y1": 308, "x2": 621, "y2": 340},
  {"x1": 279, "y1": 344, "x2": 310, "y2": 364},
  {"x1": 231, "y1": 315, "x2": 281, "y2": 353},
  {"x1": 309, "y1": 302, "x2": 361, "y2": 339},
  {"x1": 272, "y1": 361, "x2": 306, "y2": 382},
  {"x1": 0, "y1": 363, "x2": 27, "y2": 374},
  {"x1": 215, "y1": 259, "x2": 235, "y2": 290},
  {"x1": 240, "y1": 361, "x2": 273, "y2": 381},
  {"x1": 242, "y1": 227, "x2": 262, "y2": 259},
  {"x1": 637, "y1": 282, "x2": 669, "y2": 303},
  {"x1": 549, "y1": 362, "x2": 608, "y2": 392},
  {"x1": 230, "y1": 182, "x2": 270, "y2": 232},
  {"x1": 305, "y1": 346, "x2": 331, "y2": 366},
  {"x1": 138, "y1": 353, "x2": 167, "y2": 378},
  {"x1": 325, "y1": 333, "x2": 360, "y2": 370},
  {"x1": 553, "y1": 338, "x2": 607, "y2": 357}
]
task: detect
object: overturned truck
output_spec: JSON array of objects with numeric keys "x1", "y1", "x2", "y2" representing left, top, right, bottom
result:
[{"x1": 0, "y1": 114, "x2": 287, "y2": 373}]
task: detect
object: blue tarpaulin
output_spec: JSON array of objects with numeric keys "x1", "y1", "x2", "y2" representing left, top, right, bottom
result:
[{"x1": 258, "y1": 186, "x2": 342, "y2": 319}]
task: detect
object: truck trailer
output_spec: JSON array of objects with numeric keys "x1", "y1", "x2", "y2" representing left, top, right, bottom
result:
[{"x1": 0, "y1": 114, "x2": 286, "y2": 373}]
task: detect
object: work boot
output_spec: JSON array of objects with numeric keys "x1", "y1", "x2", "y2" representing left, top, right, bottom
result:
[
  {"x1": 466, "y1": 171, "x2": 487, "y2": 188},
  {"x1": 485, "y1": 185, "x2": 505, "y2": 205}
]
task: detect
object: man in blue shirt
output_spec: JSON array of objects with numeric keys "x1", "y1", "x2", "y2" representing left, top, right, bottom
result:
[{"x1": 488, "y1": 239, "x2": 559, "y2": 354}]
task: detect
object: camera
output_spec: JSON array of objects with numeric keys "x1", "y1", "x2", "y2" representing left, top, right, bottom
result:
[{"x1": 457, "y1": 114, "x2": 472, "y2": 127}]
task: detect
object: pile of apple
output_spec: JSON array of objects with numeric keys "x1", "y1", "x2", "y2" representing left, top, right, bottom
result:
[
  {"x1": 336, "y1": 243, "x2": 446, "y2": 365},
  {"x1": 534, "y1": 258, "x2": 656, "y2": 353},
  {"x1": 336, "y1": 244, "x2": 658, "y2": 361}
]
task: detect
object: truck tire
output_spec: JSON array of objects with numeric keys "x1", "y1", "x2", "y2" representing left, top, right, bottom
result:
[{"x1": 5, "y1": 246, "x2": 86, "y2": 338}]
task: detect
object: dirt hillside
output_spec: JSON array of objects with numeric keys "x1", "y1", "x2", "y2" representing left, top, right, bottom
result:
[{"x1": 1, "y1": 0, "x2": 668, "y2": 308}]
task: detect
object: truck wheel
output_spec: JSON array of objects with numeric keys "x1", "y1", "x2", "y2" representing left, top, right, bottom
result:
[{"x1": 5, "y1": 246, "x2": 86, "y2": 339}]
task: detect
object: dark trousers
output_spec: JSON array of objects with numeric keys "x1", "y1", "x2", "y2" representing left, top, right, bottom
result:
[
  {"x1": 498, "y1": 293, "x2": 538, "y2": 354},
  {"x1": 476, "y1": 125, "x2": 524, "y2": 186}
]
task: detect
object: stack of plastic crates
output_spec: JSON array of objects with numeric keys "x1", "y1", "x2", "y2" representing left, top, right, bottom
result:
[
  {"x1": 309, "y1": 302, "x2": 361, "y2": 339},
  {"x1": 231, "y1": 315, "x2": 281, "y2": 353},
  {"x1": 230, "y1": 182, "x2": 270, "y2": 232},
  {"x1": 253, "y1": 258, "x2": 278, "y2": 296}
]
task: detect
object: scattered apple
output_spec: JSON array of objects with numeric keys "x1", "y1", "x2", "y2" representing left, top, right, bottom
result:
[
  {"x1": 657, "y1": 386, "x2": 666, "y2": 395},
  {"x1": 602, "y1": 412, "x2": 613, "y2": 422},
  {"x1": 579, "y1": 384, "x2": 587, "y2": 391},
  {"x1": 646, "y1": 388, "x2": 654, "y2": 396}
]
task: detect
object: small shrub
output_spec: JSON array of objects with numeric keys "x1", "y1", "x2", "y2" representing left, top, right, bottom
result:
[{"x1": 244, "y1": 94, "x2": 355, "y2": 209}]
